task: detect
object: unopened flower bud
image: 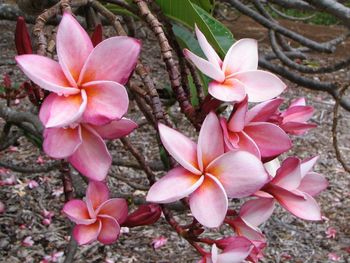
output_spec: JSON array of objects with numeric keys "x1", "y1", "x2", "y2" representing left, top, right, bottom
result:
[
  {"x1": 123, "y1": 204, "x2": 161, "y2": 228},
  {"x1": 15, "y1": 17, "x2": 33, "y2": 55}
]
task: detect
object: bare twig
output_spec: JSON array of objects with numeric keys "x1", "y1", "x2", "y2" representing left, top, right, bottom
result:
[{"x1": 0, "y1": 159, "x2": 60, "y2": 173}]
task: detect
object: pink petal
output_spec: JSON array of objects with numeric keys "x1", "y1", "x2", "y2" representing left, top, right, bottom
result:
[
  {"x1": 195, "y1": 25, "x2": 222, "y2": 68},
  {"x1": 207, "y1": 151, "x2": 268, "y2": 198},
  {"x1": 82, "y1": 80, "x2": 128, "y2": 125},
  {"x1": 91, "y1": 118, "x2": 137, "y2": 140},
  {"x1": 282, "y1": 105, "x2": 314, "y2": 123},
  {"x1": 298, "y1": 172, "x2": 328, "y2": 196},
  {"x1": 146, "y1": 167, "x2": 204, "y2": 203},
  {"x1": 239, "y1": 198, "x2": 275, "y2": 226},
  {"x1": 97, "y1": 215, "x2": 121, "y2": 244},
  {"x1": 280, "y1": 122, "x2": 317, "y2": 135},
  {"x1": 300, "y1": 156, "x2": 319, "y2": 178},
  {"x1": 15, "y1": 55, "x2": 79, "y2": 95},
  {"x1": 233, "y1": 70, "x2": 286, "y2": 102},
  {"x1": 290, "y1": 97, "x2": 306, "y2": 107},
  {"x1": 78, "y1": 36, "x2": 141, "y2": 85},
  {"x1": 43, "y1": 126, "x2": 82, "y2": 158},
  {"x1": 220, "y1": 118, "x2": 240, "y2": 151},
  {"x1": 57, "y1": 13, "x2": 93, "y2": 84},
  {"x1": 223, "y1": 38, "x2": 258, "y2": 75},
  {"x1": 86, "y1": 181, "x2": 109, "y2": 216},
  {"x1": 266, "y1": 185, "x2": 322, "y2": 220},
  {"x1": 68, "y1": 125, "x2": 111, "y2": 181},
  {"x1": 271, "y1": 157, "x2": 301, "y2": 190},
  {"x1": 184, "y1": 48, "x2": 225, "y2": 82},
  {"x1": 237, "y1": 131, "x2": 261, "y2": 158},
  {"x1": 197, "y1": 112, "x2": 224, "y2": 171},
  {"x1": 189, "y1": 174, "x2": 228, "y2": 228},
  {"x1": 219, "y1": 239, "x2": 253, "y2": 263},
  {"x1": 244, "y1": 122, "x2": 292, "y2": 159},
  {"x1": 227, "y1": 96, "x2": 248, "y2": 132},
  {"x1": 208, "y1": 78, "x2": 246, "y2": 102},
  {"x1": 40, "y1": 90, "x2": 87, "y2": 128},
  {"x1": 158, "y1": 123, "x2": 201, "y2": 175},
  {"x1": 263, "y1": 158, "x2": 280, "y2": 177},
  {"x1": 246, "y1": 98, "x2": 284, "y2": 123},
  {"x1": 73, "y1": 220, "x2": 101, "y2": 245},
  {"x1": 96, "y1": 198, "x2": 128, "y2": 224},
  {"x1": 231, "y1": 217, "x2": 266, "y2": 242},
  {"x1": 62, "y1": 199, "x2": 95, "y2": 225}
]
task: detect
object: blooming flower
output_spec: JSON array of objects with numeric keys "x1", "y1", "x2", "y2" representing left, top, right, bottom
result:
[
  {"x1": 184, "y1": 25, "x2": 285, "y2": 102},
  {"x1": 147, "y1": 112, "x2": 268, "y2": 227},
  {"x1": 151, "y1": 236, "x2": 168, "y2": 249},
  {"x1": 220, "y1": 96, "x2": 291, "y2": 160},
  {"x1": 16, "y1": 13, "x2": 140, "y2": 128},
  {"x1": 63, "y1": 181, "x2": 128, "y2": 245},
  {"x1": 22, "y1": 236, "x2": 34, "y2": 247},
  {"x1": 43, "y1": 118, "x2": 137, "y2": 180},
  {"x1": 325, "y1": 227, "x2": 337, "y2": 239}
]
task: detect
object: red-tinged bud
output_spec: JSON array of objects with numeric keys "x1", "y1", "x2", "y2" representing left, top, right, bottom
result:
[
  {"x1": 15, "y1": 17, "x2": 33, "y2": 55},
  {"x1": 91, "y1": 24, "x2": 103, "y2": 47},
  {"x1": 123, "y1": 204, "x2": 161, "y2": 228},
  {"x1": 3, "y1": 74, "x2": 11, "y2": 89}
]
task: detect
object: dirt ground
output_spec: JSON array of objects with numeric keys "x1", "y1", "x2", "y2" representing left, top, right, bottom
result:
[{"x1": 0, "y1": 6, "x2": 350, "y2": 263}]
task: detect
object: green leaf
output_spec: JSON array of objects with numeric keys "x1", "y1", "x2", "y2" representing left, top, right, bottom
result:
[{"x1": 191, "y1": 0, "x2": 215, "y2": 13}]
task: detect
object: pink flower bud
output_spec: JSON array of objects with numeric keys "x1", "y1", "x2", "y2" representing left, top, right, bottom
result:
[
  {"x1": 91, "y1": 24, "x2": 103, "y2": 47},
  {"x1": 36, "y1": 156, "x2": 45, "y2": 164},
  {"x1": 151, "y1": 236, "x2": 167, "y2": 249},
  {"x1": 22, "y1": 236, "x2": 34, "y2": 247},
  {"x1": 42, "y1": 218, "x2": 52, "y2": 226},
  {"x1": 28, "y1": 180, "x2": 39, "y2": 189},
  {"x1": 123, "y1": 204, "x2": 161, "y2": 228},
  {"x1": 15, "y1": 17, "x2": 33, "y2": 55},
  {"x1": 0, "y1": 201, "x2": 5, "y2": 214}
]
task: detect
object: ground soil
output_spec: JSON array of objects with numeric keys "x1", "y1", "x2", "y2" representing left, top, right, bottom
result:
[{"x1": 0, "y1": 5, "x2": 349, "y2": 263}]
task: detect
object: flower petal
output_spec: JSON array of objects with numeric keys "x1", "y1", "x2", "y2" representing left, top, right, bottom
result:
[
  {"x1": 298, "y1": 172, "x2": 328, "y2": 196},
  {"x1": 282, "y1": 105, "x2": 314, "y2": 123},
  {"x1": 244, "y1": 122, "x2": 292, "y2": 159},
  {"x1": 220, "y1": 118, "x2": 240, "y2": 151},
  {"x1": 300, "y1": 156, "x2": 318, "y2": 178},
  {"x1": 223, "y1": 38, "x2": 258, "y2": 75},
  {"x1": 146, "y1": 167, "x2": 204, "y2": 203},
  {"x1": 184, "y1": 48, "x2": 225, "y2": 82},
  {"x1": 271, "y1": 157, "x2": 301, "y2": 190},
  {"x1": 239, "y1": 198, "x2": 275, "y2": 226},
  {"x1": 208, "y1": 78, "x2": 246, "y2": 102},
  {"x1": 246, "y1": 98, "x2": 284, "y2": 123},
  {"x1": 40, "y1": 90, "x2": 87, "y2": 128},
  {"x1": 231, "y1": 217, "x2": 265, "y2": 242},
  {"x1": 15, "y1": 55, "x2": 79, "y2": 95},
  {"x1": 233, "y1": 70, "x2": 286, "y2": 102},
  {"x1": 228, "y1": 96, "x2": 248, "y2": 132},
  {"x1": 73, "y1": 220, "x2": 101, "y2": 245},
  {"x1": 237, "y1": 131, "x2": 261, "y2": 159},
  {"x1": 68, "y1": 126, "x2": 111, "y2": 181},
  {"x1": 207, "y1": 151, "x2": 268, "y2": 198},
  {"x1": 197, "y1": 112, "x2": 224, "y2": 171},
  {"x1": 43, "y1": 126, "x2": 82, "y2": 158},
  {"x1": 62, "y1": 199, "x2": 95, "y2": 225},
  {"x1": 97, "y1": 198, "x2": 128, "y2": 224},
  {"x1": 91, "y1": 118, "x2": 138, "y2": 140},
  {"x1": 280, "y1": 122, "x2": 317, "y2": 135},
  {"x1": 78, "y1": 36, "x2": 141, "y2": 85},
  {"x1": 82, "y1": 80, "x2": 129, "y2": 125},
  {"x1": 189, "y1": 174, "x2": 228, "y2": 228},
  {"x1": 219, "y1": 240, "x2": 253, "y2": 263},
  {"x1": 158, "y1": 123, "x2": 201, "y2": 174},
  {"x1": 57, "y1": 13, "x2": 93, "y2": 84},
  {"x1": 97, "y1": 215, "x2": 121, "y2": 244},
  {"x1": 86, "y1": 181, "x2": 109, "y2": 216}
]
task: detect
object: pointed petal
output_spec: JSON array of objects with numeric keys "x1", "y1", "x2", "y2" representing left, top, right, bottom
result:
[
  {"x1": 57, "y1": 13, "x2": 93, "y2": 84},
  {"x1": 290, "y1": 97, "x2": 306, "y2": 107},
  {"x1": 97, "y1": 198, "x2": 128, "y2": 224},
  {"x1": 197, "y1": 112, "x2": 224, "y2": 171},
  {"x1": 237, "y1": 131, "x2": 261, "y2": 159},
  {"x1": 282, "y1": 105, "x2": 314, "y2": 123},
  {"x1": 82, "y1": 80, "x2": 129, "y2": 125},
  {"x1": 298, "y1": 172, "x2": 328, "y2": 196},
  {"x1": 246, "y1": 98, "x2": 284, "y2": 123},
  {"x1": 233, "y1": 70, "x2": 286, "y2": 102},
  {"x1": 223, "y1": 39, "x2": 258, "y2": 75},
  {"x1": 158, "y1": 123, "x2": 201, "y2": 175},
  {"x1": 228, "y1": 96, "x2": 248, "y2": 132},
  {"x1": 15, "y1": 55, "x2": 79, "y2": 95},
  {"x1": 266, "y1": 185, "x2": 322, "y2": 220},
  {"x1": 146, "y1": 167, "x2": 204, "y2": 203},
  {"x1": 78, "y1": 36, "x2": 141, "y2": 85},
  {"x1": 43, "y1": 126, "x2": 82, "y2": 158},
  {"x1": 219, "y1": 241, "x2": 253, "y2": 263},
  {"x1": 184, "y1": 49, "x2": 225, "y2": 82},
  {"x1": 263, "y1": 158, "x2": 280, "y2": 177},
  {"x1": 244, "y1": 122, "x2": 292, "y2": 159},
  {"x1": 86, "y1": 181, "x2": 109, "y2": 216},
  {"x1": 92, "y1": 118, "x2": 137, "y2": 140},
  {"x1": 73, "y1": 220, "x2": 101, "y2": 245},
  {"x1": 280, "y1": 122, "x2": 317, "y2": 135},
  {"x1": 62, "y1": 199, "x2": 95, "y2": 225},
  {"x1": 189, "y1": 174, "x2": 228, "y2": 228},
  {"x1": 239, "y1": 198, "x2": 275, "y2": 226},
  {"x1": 97, "y1": 215, "x2": 121, "y2": 244},
  {"x1": 300, "y1": 156, "x2": 319, "y2": 178},
  {"x1": 208, "y1": 78, "x2": 246, "y2": 102},
  {"x1": 220, "y1": 118, "x2": 240, "y2": 151},
  {"x1": 40, "y1": 90, "x2": 87, "y2": 128},
  {"x1": 195, "y1": 25, "x2": 222, "y2": 68},
  {"x1": 207, "y1": 151, "x2": 268, "y2": 198},
  {"x1": 211, "y1": 244, "x2": 219, "y2": 263},
  {"x1": 68, "y1": 126, "x2": 111, "y2": 181},
  {"x1": 231, "y1": 217, "x2": 266, "y2": 242},
  {"x1": 271, "y1": 157, "x2": 301, "y2": 190}
]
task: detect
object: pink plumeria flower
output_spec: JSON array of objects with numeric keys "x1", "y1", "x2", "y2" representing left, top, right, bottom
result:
[
  {"x1": 326, "y1": 227, "x2": 337, "y2": 239},
  {"x1": 63, "y1": 181, "x2": 128, "y2": 245},
  {"x1": 184, "y1": 25, "x2": 286, "y2": 102},
  {"x1": 328, "y1": 253, "x2": 341, "y2": 261},
  {"x1": 52, "y1": 187, "x2": 63, "y2": 197},
  {"x1": 16, "y1": 13, "x2": 140, "y2": 128},
  {"x1": 22, "y1": 236, "x2": 34, "y2": 247},
  {"x1": 43, "y1": 118, "x2": 137, "y2": 180},
  {"x1": 204, "y1": 240, "x2": 253, "y2": 263},
  {"x1": 27, "y1": 179, "x2": 39, "y2": 189},
  {"x1": 151, "y1": 236, "x2": 168, "y2": 249},
  {"x1": 220, "y1": 96, "x2": 291, "y2": 160},
  {"x1": 257, "y1": 156, "x2": 328, "y2": 220},
  {"x1": 147, "y1": 112, "x2": 268, "y2": 228}
]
